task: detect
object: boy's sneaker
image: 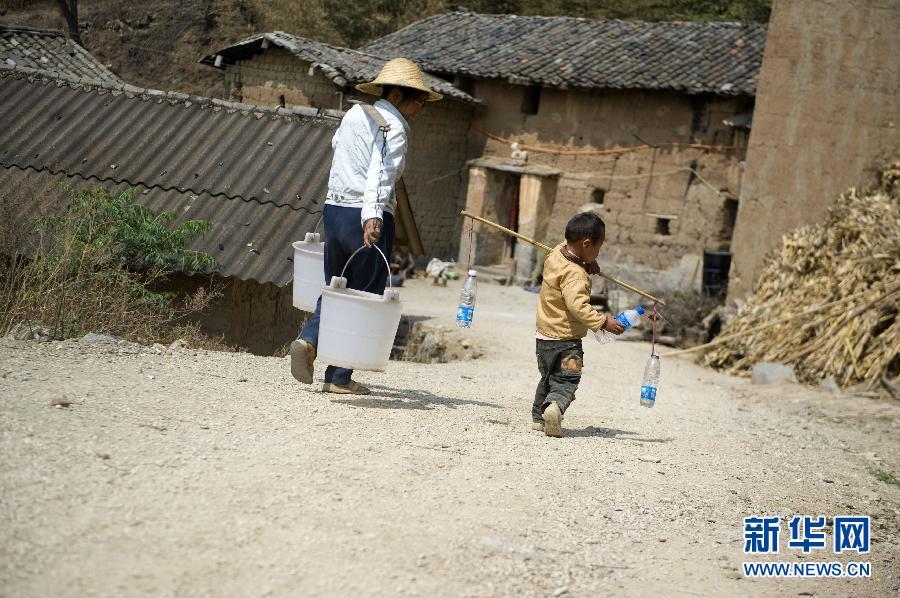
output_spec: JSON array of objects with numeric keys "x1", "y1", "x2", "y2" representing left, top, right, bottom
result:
[
  {"x1": 543, "y1": 401, "x2": 563, "y2": 438},
  {"x1": 530, "y1": 422, "x2": 544, "y2": 432},
  {"x1": 290, "y1": 339, "x2": 316, "y2": 384}
]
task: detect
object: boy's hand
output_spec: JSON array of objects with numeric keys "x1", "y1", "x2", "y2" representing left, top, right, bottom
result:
[{"x1": 603, "y1": 316, "x2": 626, "y2": 335}]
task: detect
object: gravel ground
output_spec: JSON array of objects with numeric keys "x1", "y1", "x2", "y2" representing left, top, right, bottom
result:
[{"x1": 1, "y1": 279, "x2": 898, "y2": 597}]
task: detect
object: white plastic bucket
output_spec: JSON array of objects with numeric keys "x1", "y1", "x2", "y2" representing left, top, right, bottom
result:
[
  {"x1": 316, "y1": 245, "x2": 402, "y2": 372},
  {"x1": 292, "y1": 232, "x2": 325, "y2": 312}
]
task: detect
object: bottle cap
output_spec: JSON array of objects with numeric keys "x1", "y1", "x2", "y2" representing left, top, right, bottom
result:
[
  {"x1": 468, "y1": 269, "x2": 477, "y2": 276},
  {"x1": 636, "y1": 305, "x2": 646, "y2": 315}
]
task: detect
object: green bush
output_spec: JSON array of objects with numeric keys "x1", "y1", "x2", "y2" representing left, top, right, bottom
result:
[
  {"x1": 0, "y1": 185, "x2": 221, "y2": 343},
  {"x1": 50, "y1": 185, "x2": 215, "y2": 272}
]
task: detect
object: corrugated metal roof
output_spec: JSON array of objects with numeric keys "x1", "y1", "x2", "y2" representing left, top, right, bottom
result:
[
  {"x1": 200, "y1": 32, "x2": 480, "y2": 105},
  {"x1": 0, "y1": 69, "x2": 341, "y2": 285},
  {"x1": 365, "y1": 12, "x2": 767, "y2": 96},
  {"x1": 0, "y1": 69, "x2": 339, "y2": 209},
  {"x1": 0, "y1": 24, "x2": 123, "y2": 85},
  {"x1": 0, "y1": 167, "x2": 320, "y2": 287}
]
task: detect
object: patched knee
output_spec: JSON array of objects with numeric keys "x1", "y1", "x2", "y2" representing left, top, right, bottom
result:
[{"x1": 560, "y1": 355, "x2": 583, "y2": 375}]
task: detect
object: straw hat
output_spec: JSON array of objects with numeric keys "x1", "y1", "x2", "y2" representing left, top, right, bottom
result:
[{"x1": 356, "y1": 58, "x2": 443, "y2": 102}]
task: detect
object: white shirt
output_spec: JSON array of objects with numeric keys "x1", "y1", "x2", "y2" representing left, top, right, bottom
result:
[{"x1": 325, "y1": 99, "x2": 410, "y2": 224}]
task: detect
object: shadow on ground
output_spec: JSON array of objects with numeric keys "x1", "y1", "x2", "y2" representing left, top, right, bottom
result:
[
  {"x1": 566, "y1": 426, "x2": 674, "y2": 443},
  {"x1": 331, "y1": 384, "x2": 502, "y2": 411}
]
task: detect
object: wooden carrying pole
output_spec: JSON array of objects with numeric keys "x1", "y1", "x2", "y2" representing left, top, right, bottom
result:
[{"x1": 460, "y1": 210, "x2": 666, "y2": 306}]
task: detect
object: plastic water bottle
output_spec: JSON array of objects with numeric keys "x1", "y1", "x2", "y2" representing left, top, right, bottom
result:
[
  {"x1": 593, "y1": 328, "x2": 615, "y2": 344},
  {"x1": 641, "y1": 354, "x2": 660, "y2": 408},
  {"x1": 615, "y1": 305, "x2": 646, "y2": 330},
  {"x1": 456, "y1": 269, "x2": 477, "y2": 328}
]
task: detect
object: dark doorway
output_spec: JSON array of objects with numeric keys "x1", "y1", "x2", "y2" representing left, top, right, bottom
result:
[
  {"x1": 720, "y1": 197, "x2": 739, "y2": 247},
  {"x1": 506, "y1": 177, "x2": 520, "y2": 259},
  {"x1": 475, "y1": 171, "x2": 521, "y2": 266},
  {"x1": 702, "y1": 251, "x2": 732, "y2": 298}
]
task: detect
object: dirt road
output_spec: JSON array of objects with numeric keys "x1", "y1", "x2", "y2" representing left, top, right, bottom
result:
[{"x1": 1, "y1": 280, "x2": 898, "y2": 596}]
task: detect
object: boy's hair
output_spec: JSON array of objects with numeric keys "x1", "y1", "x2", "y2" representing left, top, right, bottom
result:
[
  {"x1": 565, "y1": 211, "x2": 606, "y2": 244},
  {"x1": 381, "y1": 85, "x2": 429, "y2": 103}
]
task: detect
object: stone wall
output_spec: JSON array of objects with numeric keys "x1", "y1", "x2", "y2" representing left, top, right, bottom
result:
[
  {"x1": 465, "y1": 79, "x2": 751, "y2": 292},
  {"x1": 727, "y1": 0, "x2": 900, "y2": 301},
  {"x1": 225, "y1": 48, "x2": 474, "y2": 259}
]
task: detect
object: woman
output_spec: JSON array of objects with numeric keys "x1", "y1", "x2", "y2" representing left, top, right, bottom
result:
[{"x1": 290, "y1": 58, "x2": 441, "y2": 395}]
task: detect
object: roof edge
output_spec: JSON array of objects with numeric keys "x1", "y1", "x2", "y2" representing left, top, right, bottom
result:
[
  {"x1": 372, "y1": 10, "x2": 767, "y2": 35},
  {"x1": 0, "y1": 65, "x2": 344, "y2": 122},
  {"x1": 0, "y1": 24, "x2": 67, "y2": 37},
  {"x1": 199, "y1": 31, "x2": 481, "y2": 105},
  {"x1": 1, "y1": 24, "x2": 125, "y2": 84},
  {"x1": 415, "y1": 67, "x2": 757, "y2": 97}
]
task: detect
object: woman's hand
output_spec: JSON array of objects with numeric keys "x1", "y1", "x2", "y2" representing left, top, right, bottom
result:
[{"x1": 363, "y1": 218, "x2": 382, "y2": 247}]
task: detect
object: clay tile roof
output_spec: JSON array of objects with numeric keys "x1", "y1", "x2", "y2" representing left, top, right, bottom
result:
[
  {"x1": 200, "y1": 32, "x2": 480, "y2": 104},
  {"x1": 364, "y1": 12, "x2": 767, "y2": 96},
  {"x1": 0, "y1": 69, "x2": 339, "y2": 285},
  {"x1": 0, "y1": 24, "x2": 123, "y2": 85}
]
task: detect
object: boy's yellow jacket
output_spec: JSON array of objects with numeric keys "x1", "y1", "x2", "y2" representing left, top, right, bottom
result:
[{"x1": 536, "y1": 244, "x2": 607, "y2": 340}]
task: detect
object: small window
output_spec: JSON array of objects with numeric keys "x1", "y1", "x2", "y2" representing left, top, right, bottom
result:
[
  {"x1": 656, "y1": 218, "x2": 671, "y2": 236},
  {"x1": 521, "y1": 85, "x2": 541, "y2": 115},
  {"x1": 723, "y1": 197, "x2": 739, "y2": 238},
  {"x1": 591, "y1": 188, "x2": 606, "y2": 205}
]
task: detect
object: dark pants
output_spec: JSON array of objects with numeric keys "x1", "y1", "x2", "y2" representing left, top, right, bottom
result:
[
  {"x1": 299, "y1": 203, "x2": 395, "y2": 385},
  {"x1": 532, "y1": 338, "x2": 584, "y2": 423}
]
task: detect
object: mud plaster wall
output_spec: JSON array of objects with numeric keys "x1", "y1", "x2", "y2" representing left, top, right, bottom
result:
[
  {"x1": 465, "y1": 79, "x2": 751, "y2": 291},
  {"x1": 225, "y1": 48, "x2": 474, "y2": 259},
  {"x1": 167, "y1": 273, "x2": 306, "y2": 356},
  {"x1": 728, "y1": 0, "x2": 900, "y2": 301}
]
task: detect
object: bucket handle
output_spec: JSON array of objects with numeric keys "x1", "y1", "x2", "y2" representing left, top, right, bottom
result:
[
  {"x1": 340, "y1": 244, "x2": 393, "y2": 289},
  {"x1": 313, "y1": 213, "x2": 324, "y2": 234}
]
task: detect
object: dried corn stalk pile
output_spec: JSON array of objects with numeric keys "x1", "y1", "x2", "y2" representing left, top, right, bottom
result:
[{"x1": 703, "y1": 163, "x2": 900, "y2": 389}]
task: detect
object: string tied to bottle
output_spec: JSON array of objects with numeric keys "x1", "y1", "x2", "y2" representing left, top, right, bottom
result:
[{"x1": 464, "y1": 218, "x2": 475, "y2": 271}]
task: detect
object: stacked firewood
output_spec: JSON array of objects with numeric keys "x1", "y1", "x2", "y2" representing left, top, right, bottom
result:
[{"x1": 703, "y1": 163, "x2": 900, "y2": 392}]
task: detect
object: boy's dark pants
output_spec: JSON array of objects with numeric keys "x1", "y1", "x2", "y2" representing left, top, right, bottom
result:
[{"x1": 532, "y1": 338, "x2": 584, "y2": 422}]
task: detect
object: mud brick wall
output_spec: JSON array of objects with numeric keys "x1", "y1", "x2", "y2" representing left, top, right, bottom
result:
[
  {"x1": 467, "y1": 79, "x2": 750, "y2": 291},
  {"x1": 225, "y1": 48, "x2": 340, "y2": 109},
  {"x1": 728, "y1": 0, "x2": 900, "y2": 301},
  {"x1": 165, "y1": 274, "x2": 305, "y2": 356},
  {"x1": 403, "y1": 100, "x2": 472, "y2": 259},
  {"x1": 224, "y1": 49, "x2": 473, "y2": 259}
]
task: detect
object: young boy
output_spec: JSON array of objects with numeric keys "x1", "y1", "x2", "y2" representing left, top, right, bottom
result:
[{"x1": 532, "y1": 212, "x2": 625, "y2": 438}]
